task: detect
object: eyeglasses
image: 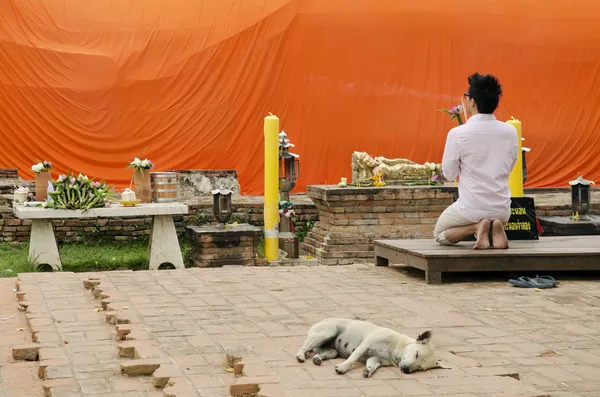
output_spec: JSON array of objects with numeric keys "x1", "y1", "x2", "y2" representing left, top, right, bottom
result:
[{"x1": 463, "y1": 92, "x2": 470, "y2": 98}]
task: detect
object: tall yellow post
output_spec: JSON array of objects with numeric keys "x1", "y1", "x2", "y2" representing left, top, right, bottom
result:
[
  {"x1": 264, "y1": 114, "x2": 280, "y2": 261},
  {"x1": 506, "y1": 117, "x2": 523, "y2": 197}
]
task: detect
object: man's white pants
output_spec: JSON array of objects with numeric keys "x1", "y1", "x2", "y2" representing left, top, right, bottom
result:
[{"x1": 433, "y1": 206, "x2": 475, "y2": 246}]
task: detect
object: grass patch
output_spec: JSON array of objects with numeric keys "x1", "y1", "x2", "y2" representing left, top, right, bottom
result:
[{"x1": 0, "y1": 240, "x2": 191, "y2": 277}]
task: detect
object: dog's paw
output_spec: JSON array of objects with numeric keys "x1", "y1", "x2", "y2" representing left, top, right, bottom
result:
[
  {"x1": 312, "y1": 356, "x2": 322, "y2": 366},
  {"x1": 334, "y1": 364, "x2": 348, "y2": 375},
  {"x1": 296, "y1": 355, "x2": 305, "y2": 363},
  {"x1": 362, "y1": 368, "x2": 371, "y2": 378}
]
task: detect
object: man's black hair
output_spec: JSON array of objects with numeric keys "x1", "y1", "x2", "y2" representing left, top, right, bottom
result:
[{"x1": 467, "y1": 73, "x2": 503, "y2": 114}]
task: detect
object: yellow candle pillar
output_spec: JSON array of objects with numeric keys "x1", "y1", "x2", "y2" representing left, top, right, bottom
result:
[
  {"x1": 506, "y1": 117, "x2": 523, "y2": 197},
  {"x1": 263, "y1": 114, "x2": 280, "y2": 261}
]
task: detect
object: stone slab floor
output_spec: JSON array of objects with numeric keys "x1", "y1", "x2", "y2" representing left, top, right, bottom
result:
[{"x1": 3, "y1": 265, "x2": 600, "y2": 397}]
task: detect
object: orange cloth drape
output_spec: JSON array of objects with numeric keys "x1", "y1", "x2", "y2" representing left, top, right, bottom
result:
[{"x1": 1, "y1": 0, "x2": 599, "y2": 194}]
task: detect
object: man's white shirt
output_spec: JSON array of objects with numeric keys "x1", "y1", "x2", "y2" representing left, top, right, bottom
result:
[{"x1": 441, "y1": 113, "x2": 519, "y2": 223}]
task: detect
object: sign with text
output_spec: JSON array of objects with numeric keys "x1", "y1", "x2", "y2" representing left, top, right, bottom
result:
[
  {"x1": 456, "y1": 196, "x2": 539, "y2": 241},
  {"x1": 504, "y1": 197, "x2": 539, "y2": 240}
]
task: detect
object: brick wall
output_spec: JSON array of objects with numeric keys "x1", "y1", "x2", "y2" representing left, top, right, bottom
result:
[
  {"x1": 536, "y1": 205, "x2": 600, "y2": 217},
  {"x1": 0, "y1": 168, "x2": 18, "y2": 179},
  {"x1": 0, "y1": 196, "x2": 318, "y2": 244},
  {"x1": 1, "y1": 185, "x2": 597, "y2": 245}
]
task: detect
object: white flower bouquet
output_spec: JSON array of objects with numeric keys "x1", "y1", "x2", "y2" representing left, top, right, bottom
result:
[
  {"x1": 126, "y1": 157, "x2": 155, "y2": 174},
  {"x1": 31, "y1": 160, "x2": 53, "y2": 174},
  {"x1": 424, "y1": 162, "x2": 442, "y2": 185}
]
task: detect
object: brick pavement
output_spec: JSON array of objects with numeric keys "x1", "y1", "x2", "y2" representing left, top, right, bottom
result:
[
  {"x1": 0, "y1": 278, "x2": 45, "y2": 397},
  {"x1": 8, "y1": 265, "x2": 600, "y2": 397}
]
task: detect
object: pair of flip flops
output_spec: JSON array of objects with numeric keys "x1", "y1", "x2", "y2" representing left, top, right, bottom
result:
[{"x1": 509, "y1": 275, "x2": 560, "y2": 288}]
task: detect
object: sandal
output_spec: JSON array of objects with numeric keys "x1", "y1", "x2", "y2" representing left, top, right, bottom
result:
[
  {"x1": 533, "y1": 275, "x2": 559, "y2": 286},
  {"x1": 508, "y1": 276, "x2": 554, "y2": 289}
]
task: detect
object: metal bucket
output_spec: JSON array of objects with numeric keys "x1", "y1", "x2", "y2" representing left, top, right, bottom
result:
[{"x1": 151, "y1": 172, "x2": 178, "y2": 203}]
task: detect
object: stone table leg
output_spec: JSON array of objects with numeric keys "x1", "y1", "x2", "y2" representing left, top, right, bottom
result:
[
  {"x1": 148, "y1": 215, "x2": 185, "y2": 270},
  {"x1": 29, "y1": 219, "x2": 62, "y2": 271}
]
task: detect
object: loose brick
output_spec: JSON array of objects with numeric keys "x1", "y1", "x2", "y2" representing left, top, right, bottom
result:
[
  {"x1": 83, "y1": 279, "x2": 101, "y2": 289},
  {"x1": 116, "y1": 324, "x2": 148, "y2": 339},
  {"x1": 118, "y1": 340, "x2": 156, "y2": 358},
  {"x1": 105, "y1": 311, "x2": 131, "y2": 325},
  {"x1": 226, "y1": 352, "x2": 244, "y2": 367},
  {"x1": 233, "y1": 362, "x2": 244, "y2": 376},
  {"x1": 12, "y1": 343, "x2": 56, "y2": 361},
  {"x1": 230, "y1": 382, "x2": 260, "y2": 396},
  {"x1": 152, "y1": 364, "x2": 183, "y2": 388},
  {"x1": 121, "y1": 359, "x2": 168, "y2": 376}
]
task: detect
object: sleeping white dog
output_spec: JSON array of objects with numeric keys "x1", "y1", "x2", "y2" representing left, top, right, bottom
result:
[{"x1": 296, "y1": 318, "x2": 443, "y2": 377}]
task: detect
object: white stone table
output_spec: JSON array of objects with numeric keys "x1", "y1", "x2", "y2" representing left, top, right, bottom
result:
[{"x1": 13, "y1": 203, "x2": 189, "y2": 271}]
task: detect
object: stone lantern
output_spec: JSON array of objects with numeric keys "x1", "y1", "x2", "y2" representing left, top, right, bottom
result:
[
  {"x1": 569, "y1": 175, "x2": 594, "y2": 219},
  {"x1": 279, "y1": 131, "x2": 300, "y2": 194},
  {"x1": 278, "y1": 131, "x2": 300, "y2": 258},
  {"x1": 211, "y1": 186, "x2": 233, "y2": 225}
]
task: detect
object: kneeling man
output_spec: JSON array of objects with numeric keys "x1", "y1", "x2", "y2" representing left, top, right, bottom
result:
[{"x1": 434, "y1": 73, "x2": 519, "y2": 249}]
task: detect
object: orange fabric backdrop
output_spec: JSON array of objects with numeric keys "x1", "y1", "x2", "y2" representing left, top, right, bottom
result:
[{"x1": 1, "y1": 0, "x2": 599, "y2": 195}]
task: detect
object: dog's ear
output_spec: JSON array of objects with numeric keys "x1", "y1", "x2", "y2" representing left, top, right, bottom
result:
[{"x1": 416, "y1": 330, "x2": 432, "y2": 344}]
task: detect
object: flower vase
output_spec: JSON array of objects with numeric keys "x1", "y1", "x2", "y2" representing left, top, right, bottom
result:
[
  {"x1": 133, "y1": 169, "x2": 152, "y2": 203},
  {"x1": 35, "y1": 171, "x2": 51, "y2": 201},
  {"x1": 13, "y1": 191, "x2": 27, "y2": 205}
]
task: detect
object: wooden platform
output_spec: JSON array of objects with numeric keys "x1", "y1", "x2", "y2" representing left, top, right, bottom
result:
[{"x1": 374, "y1": 236, "x2": 600, "y2": 284}]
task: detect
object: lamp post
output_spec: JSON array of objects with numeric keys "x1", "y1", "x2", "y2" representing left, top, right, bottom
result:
[
  {"x1": 522, "y1": 137, "x2": 530, "y2": 183},
  {"x1": 278, "y1": 131, "x2": 300, "y2": 258},
  {"x1": 569, "y1": 175, "x2": 594, "y2": 221},
  {"x1": 212, "y1": 186, "x2": 233, "y2": 228}
]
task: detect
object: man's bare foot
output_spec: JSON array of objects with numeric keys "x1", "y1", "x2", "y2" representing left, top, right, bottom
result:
[
  {"x1": 492, "y1": 219, "x2": 509, "y2": 249},
  {"x1": 473, "y1": 219, "x2": 491, "y2": 249}
]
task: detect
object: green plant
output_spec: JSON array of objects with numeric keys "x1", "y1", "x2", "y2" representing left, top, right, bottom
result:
[
  {"x1": 229, "y1": 211, "x2": 250, "y2": 224},
  {"x1": 0, "y1": 239, "x2": 192, "y2": 277},
  {"x1": 256, "y1": 226, "x2": 265, "y2": 255},
  {"x1": 0, "y1": 243, "x2": 38, "y2": 276},
  {"x1": 91, "y1": 221, "x2": 102, "y2": 234},
  {"x1": 295, "y1": 218, "x2": 316, "y2": 243},
  {"x1": 195, "y1": 211, "x2": 210, "y2": 226}
]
